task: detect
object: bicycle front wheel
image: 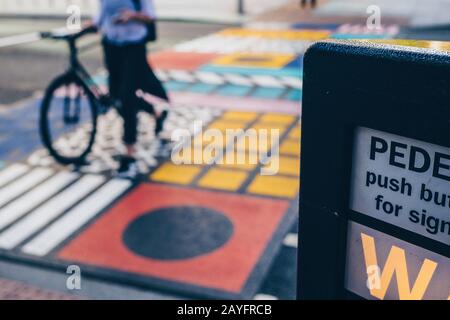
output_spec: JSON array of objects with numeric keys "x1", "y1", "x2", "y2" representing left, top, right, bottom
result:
[{"x1": 40, "y1": 73, "x2": 98, "y2": 165}]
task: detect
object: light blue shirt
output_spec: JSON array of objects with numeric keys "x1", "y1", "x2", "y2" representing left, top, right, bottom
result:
[{"x1": 94, "y1": 0, "x2": 156, "y2": 45}]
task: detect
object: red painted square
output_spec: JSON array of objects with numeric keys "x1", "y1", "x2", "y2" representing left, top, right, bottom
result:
[
  {"x1": 149, "y1": 51, "x2": 219, "y2": 71},
  {"x1": 58, "y1": 184, "x2": 290, "y2": 293}
]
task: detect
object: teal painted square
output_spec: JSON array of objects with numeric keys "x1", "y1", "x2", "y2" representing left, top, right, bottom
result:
[
  {"x1": 201, "y1": 65, "x2": 302, "y2": 78},
  {"x1": 286, "y1": 89, "x2": 303, "y2": 101},
  {"x1": 331, "y1": 34, "x2": 389, "y2": 40},
  {"x1": 163, "y1": 81, "x2": 190, "y2": 92},
  {"x1": 91, "y1": 75, "x2": 108, "y2": 86},
  {"x1": 252, "y1": 87, "x2": 285, "y2": 99},
  {"x1": 216, "y1": 84, "x2": 252, "y2": 97},
  {"x1": 188, "y1": 83, "x2": 218, "y2": 94}
]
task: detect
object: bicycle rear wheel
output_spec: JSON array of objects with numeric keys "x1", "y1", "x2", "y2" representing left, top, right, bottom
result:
[{"x1": 40, "y1": 73, "x2": 98, "y2": 165}]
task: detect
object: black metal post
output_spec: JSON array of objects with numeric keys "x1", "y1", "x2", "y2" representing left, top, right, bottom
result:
[{"x1": 238, "y1": 0, "x2": 245, "y2": 15}]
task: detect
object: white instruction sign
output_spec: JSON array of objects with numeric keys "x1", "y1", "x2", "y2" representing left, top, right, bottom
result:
[{"x1": 350, "y1": 127, "x2": 450, "y2": 245}]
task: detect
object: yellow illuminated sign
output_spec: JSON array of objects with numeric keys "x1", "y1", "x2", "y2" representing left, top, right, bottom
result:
[
  {"x1": 361, "y1": 233, "x2": 437, "y2": 300},
  {"x1": 346, "y1": 222, "x2": 450, "y2": 300}
]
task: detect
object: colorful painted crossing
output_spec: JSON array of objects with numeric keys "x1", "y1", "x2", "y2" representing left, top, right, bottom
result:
[
  {"x1": 0, "y1": 158, "x2": 297, "y2": 299},
  {"x1": 0, "y1": 23, "x2": 399, "y2": 299}
]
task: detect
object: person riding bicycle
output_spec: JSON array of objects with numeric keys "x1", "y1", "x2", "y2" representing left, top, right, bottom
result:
[{"x1": 88, "y1": 0, "x2": 169, "y2": 175}]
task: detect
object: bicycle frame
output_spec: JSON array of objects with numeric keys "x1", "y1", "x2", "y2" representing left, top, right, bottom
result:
[{"x1": 65, "y1": 35, "x2": 105, "y2": 104}]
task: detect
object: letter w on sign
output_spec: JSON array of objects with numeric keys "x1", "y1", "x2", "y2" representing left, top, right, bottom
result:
[{"x1": 361, "y1": 233, "x2": 438, "y2": 300}]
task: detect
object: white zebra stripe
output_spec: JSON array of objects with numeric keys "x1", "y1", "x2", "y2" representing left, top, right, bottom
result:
[
  {"x1": 336, "y1": 24, "x2": 399, "y2": 36},
  {"x1": 156, "y1": 70, "x2": 302, "y2": 89},
  {"x1": 281, "y1": 77, "x2": 303, "y2": 89},
  {"x1": 196, "y1": 71, "x2": 226, "y2": 85},
  {"x1": 0, "y1": 175, "x2": 105, "y2": 250},
  {"x1": 254, "y1": 294, "x2": 279, "y2": 300},
  {"x1": 0, "y1": 164, "x2": 29, "y2": 189},
  {"x1": 250, "y1": 75, "x2": 285, "y2": 88},
  {"x1": 0, "y1": 168, "x2": 53, "y2": 208},
  {"x1": 168, "y1": 70, "x2": 196, "y2": 83},
  {"x1": 223, "y1": 73, "x2": 253, "y2": 86},
  {"x1": 0, "y1": 171, "x2": 78, "y2": 230},
  {"x1": 22, "y1": 179, "x2": 131, "y2": 256},
  {"x1": 174, "y1": 34, "x2": 311, "y2": 55},
  {"x1": 283, "y1": 233, "x2": 298, "y2": 248},
  {"x1": 245, "y1": 22, "x2": 293, "y2": 30},
  {"x1": 154, "y1": 69, "x2": 169, "y2": 82}
]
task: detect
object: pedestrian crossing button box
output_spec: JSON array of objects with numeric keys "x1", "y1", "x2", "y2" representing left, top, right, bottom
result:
[{"x1": 298, "y1": 40, "x2": 450, "y2": 300}]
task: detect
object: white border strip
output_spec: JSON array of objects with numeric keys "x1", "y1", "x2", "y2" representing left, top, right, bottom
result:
[
  {"x1": 283, "y1": 233, "x2": 298, "y2": 248},
  {"x1": 0, "y1": 168, "x2": 53, "y2": 208},
  {"x1": 23, "y1": 179, "x2": 131, "y2": 256},
  {"x1": 0, "y1": 174, "x2": 105, "y2": 250},
  {"x1": 0, "y1": 171, "x2": 78, "y2": 230},
  {"x1": 0, "y1": 164, "x2": 29, "y2": 189}
]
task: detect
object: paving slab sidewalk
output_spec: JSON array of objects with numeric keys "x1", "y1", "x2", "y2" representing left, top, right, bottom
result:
[
  {"x1": 315, "y1": 0, "x2": 450, "y2": 28},
  {"x1": 251, "y1": 0, "x2": 424, "y2": 27},
  {"x1": 0, "y1": 278, "x2": 79, "y2": 300}
]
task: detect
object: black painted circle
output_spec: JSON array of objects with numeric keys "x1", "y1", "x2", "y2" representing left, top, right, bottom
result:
[{"x1": 122, "y1": 206, "x2": 234, "y2": 260}]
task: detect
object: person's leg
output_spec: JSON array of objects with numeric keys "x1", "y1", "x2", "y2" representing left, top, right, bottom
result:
[
  {"x1": 103, "y1": 42, "x2": 137, "y2": 173},
  {"x1": 103, "y1": 41, "x2": 121, "y2": 100},
  {"x1": 116, "y1": 66, "x2": 139, "y2": 174},
  {"x1": 107, "y1": 44, "x2": 139, "y2": 166},
  {"x1": 135, "y1": 94, "x2": 156, "y2": 116},
  {"x1": 119, "y1": 67, "x2": 139, "y2": 158},
  {"x1": 135, "y1": 44, "x2": 169, "y2": 135}
]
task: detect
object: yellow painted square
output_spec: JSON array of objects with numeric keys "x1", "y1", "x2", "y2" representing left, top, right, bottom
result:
[
  {"x1": 247, "y1": 175, "x2": 300, "y2": 198},
  {"x1": 234, "y1": 133, "x2": 273, "y2": 154},
  {"x1": 280, "y1": 139, "x2": 301, "y2": 157},
  {"x1": 221, "y1": 111, "x2": 259, "y2": 123},
  {"x1": 259, "y1": 114, "x2": 296, "y2": 125},
  {"x1": 289, "y1": 30, "x2": 331, "y2": 40},
  {"x1": 150, "y1": 163, "x2": 201, "y2": 185},
  {"x1": 289, "y1": 126, "x2": 301, "y2": 140},
  {"x1": 198, "y1": 168, "x2": 248, "y2": 191},
  {"x1": 172, "y1": 147, "x2": 220, "y2": 165},
  {"x1": 250, "y1": 123, "x2": 287, "y2": 137},
  {"x1": 212, "y1": 53, "x2": 295, "y2": 69},
  {"x1": 218, "y1": 150, "x2": 259, "y2": 171},
  {"x1": 218, "y1": 28, "x2": 330, "y2": 41},
  {"x1": 208, "y1": 120, "x2": 248, "y2": 133},
  {"x1": 202, "y1": 146, "x2": 223, "y2": 164},
  {"x1": 192, "y1": 133, "x2": 225, "y2": 150},
  {"x1": 264, "y1": 156, "x2": 300, "y2": 176}
]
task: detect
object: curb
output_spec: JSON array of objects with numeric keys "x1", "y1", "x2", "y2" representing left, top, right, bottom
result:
[{"x1": 0, "y1": 14, "x2": 247, "y2": 27}]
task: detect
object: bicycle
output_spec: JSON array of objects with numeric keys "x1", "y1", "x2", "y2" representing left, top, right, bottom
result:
[{"x1": 39, "y1": 27, "x2": 117, "y2": 165}]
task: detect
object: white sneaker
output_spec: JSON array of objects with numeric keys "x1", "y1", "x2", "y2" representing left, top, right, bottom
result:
[{"x1": 116, "y1": 156, "x2": 139, "y2": 179}]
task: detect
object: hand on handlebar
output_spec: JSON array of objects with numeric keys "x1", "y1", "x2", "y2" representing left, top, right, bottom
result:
[
  {"x1": 114, "y1": 9, "x2": 153, "y2": 25},
  {"x1": 113, "y1": 9, "x2": 137, "y2": 24},
  {"x1": 82, "y1": 20, "x2": 99, "y2": 32}
]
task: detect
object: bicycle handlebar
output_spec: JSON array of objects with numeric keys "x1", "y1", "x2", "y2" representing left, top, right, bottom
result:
[{"x1": 40, "y1": 26, "x2": 98, "y2": 42}]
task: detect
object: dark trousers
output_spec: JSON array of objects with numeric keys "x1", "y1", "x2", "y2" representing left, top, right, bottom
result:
[{"x1": 103, "y1": 40, "x2": 152, "y2": 145}]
